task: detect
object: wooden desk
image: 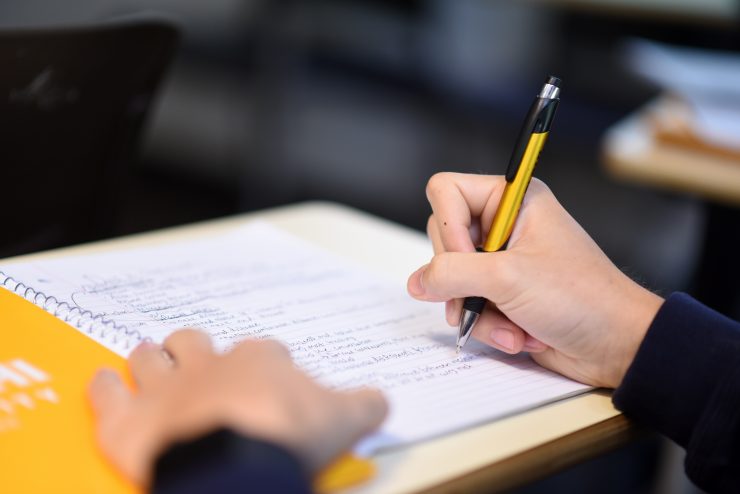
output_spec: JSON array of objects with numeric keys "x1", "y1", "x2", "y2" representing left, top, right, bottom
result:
[
  {"x1": 3, "y1": 202, "x2": 636, "y2": 493},
  {"x1": 602, "y1": 99, "x2": 740, "y2": 206}
]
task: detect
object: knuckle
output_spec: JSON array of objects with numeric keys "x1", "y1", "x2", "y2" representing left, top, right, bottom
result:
[
  {"x1": 528, "y1": 177, "x2": 551, "y2": 197},
  {"x1": 425, "y1": 172, "x2": 452, "y2": 201}
]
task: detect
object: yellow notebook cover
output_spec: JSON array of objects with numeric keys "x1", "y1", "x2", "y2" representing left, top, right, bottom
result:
[
  {"x1": 0, "y1": 287, "x2": 373, "y2": 493},
  {"x1": 0, "y1": 287, "x2": 138, "y2": 494}
]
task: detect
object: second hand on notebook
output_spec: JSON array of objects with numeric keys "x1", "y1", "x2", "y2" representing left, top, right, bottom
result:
[{"x1": 456, "y1": 75, "x2": 562, "y2": 353}]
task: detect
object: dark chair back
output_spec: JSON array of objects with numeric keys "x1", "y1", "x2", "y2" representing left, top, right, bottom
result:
[{"x1": 0, "y1": 18, "x2": 179, "y2": 257}]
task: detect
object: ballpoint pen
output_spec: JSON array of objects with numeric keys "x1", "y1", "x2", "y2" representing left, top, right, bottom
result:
[{"x1": 456, "y1": 75, "x2": 561, "y2": 353}]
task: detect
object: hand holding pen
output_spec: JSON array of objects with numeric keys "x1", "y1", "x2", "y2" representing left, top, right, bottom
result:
[
  {"x1": 407, "y1": 172, "x2": 663, "y2": 388},
  {"x1": 457, "y1": 76, "x2": 561, "y2": 352}
]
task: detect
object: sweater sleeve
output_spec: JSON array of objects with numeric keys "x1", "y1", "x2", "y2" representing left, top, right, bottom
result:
[
  {"x1": 151, "y1": 428, "x2": 313, "y2": 494},
  {"x1": 613, "y1": 292, "x2": 740, "y2": 493}
]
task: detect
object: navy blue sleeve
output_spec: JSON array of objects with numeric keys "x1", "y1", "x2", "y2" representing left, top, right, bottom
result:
[
  {"x1": 613, "y1": 292, "x2": 740, "y2": 493},
  {"x1": 151, "y1": 428, "x2": 313, "y2": 494}
]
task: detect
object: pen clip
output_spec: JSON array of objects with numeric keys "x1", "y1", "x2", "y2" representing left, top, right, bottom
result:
[
  {"x1": 504, "y1": 97, "x2": 559, "y2": 182},
  {"x1": 504, "y1": 101, "x2": 540, "y2": 182}
]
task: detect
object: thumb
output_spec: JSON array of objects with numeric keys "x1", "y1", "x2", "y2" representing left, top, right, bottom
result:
[
  {"x1": 407, "y1": 251, "x2": 513, "y2": 302},
  {"x1": 89, "y1": 369, "x2": 131, "y2": 419}
]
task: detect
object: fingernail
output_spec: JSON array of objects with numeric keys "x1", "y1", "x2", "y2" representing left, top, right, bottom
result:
[
  {"x1": 408, "y1": 266, "x2": 427, "y2": 296},
  {"x1": 160, "y1": 349, "x2": 176, "y2": 366},
  {"x1": 94, "y1": 369, "x2": 117, "y2": 381},
  {"x1": 523, "y1": 339, "x2": 547, "y2": 353},
  {"x1": 491, "y1": 328, "x2": 515, "y2": 352},
  {"x1": 445, "y1": 301, "x2": 454, "y2": 325},
  {"x1": 136, "y1": 341, "x2": 157, "y2": 351}
]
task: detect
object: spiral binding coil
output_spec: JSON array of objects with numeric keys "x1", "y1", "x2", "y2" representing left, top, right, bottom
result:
[{"x1": 0, "y1": 270, "x2": 145, "y2": 351}]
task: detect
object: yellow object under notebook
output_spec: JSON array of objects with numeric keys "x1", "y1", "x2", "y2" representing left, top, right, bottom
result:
[{"x1": 0, "y1": 288, "x2": 372, "y2": 493}]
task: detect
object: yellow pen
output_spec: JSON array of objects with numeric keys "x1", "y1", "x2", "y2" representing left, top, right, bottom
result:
[{"x1": 457, "y1": 75, "x2": 561, "y2": 352}]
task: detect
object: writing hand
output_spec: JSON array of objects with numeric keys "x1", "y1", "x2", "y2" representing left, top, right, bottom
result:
[{"x1": 407, "y1": 173, "x2": 663, "y2": 388}]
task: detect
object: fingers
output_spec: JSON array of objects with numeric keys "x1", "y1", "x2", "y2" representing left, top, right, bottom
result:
[
  {"x1": 468, "y1": 307, "x2": 548, "y2": 354},
  {"x1": 232, "y1": 338, "x2": 292, "y2": 364},
  {"x1": 425, "y1": 173, "x2": 506, "y2": 253},
  {"x1": 427, "y1": 215, "x2": 444, "y2": 255},
  {"x1": 292, "y1": 385, "x2": 388, "y2": 473},
  {"x1": 308, "y1": 388, "x2": 386, "y2": 473},
  {"x1": 163, "y1": 329, "x2": 214, "y2": 367},
  {"x1": 89, "y1": 369, "x2": 131, "y2": 418},
  {"x1": 425, "y1": 174, "x2": 508, "y2": 327},
  {"x1": 469, "y1": 307, "x2": 535, "y2": 354},
  {"x1": 129, "y1": 341, "x2": 172, "y2": 388},
  {"x1": 343, "y1": 389, "x2": 388, "y2": 437},
  {"x1": 129, "y1": 330, "x2": 214, "y2": 388},
  {"x1": 408, "y1": 251, "x2": 514, "y2": 303},
  {"x1": 431, "y1": 214, "x2": 467, "y2": 328},
  {"x1": 445, "y1": 299, "x2": 462, "y2": 326},
  {"x1": 254, "y1": 339, "x2": 291, "y2": 359},
  {"x1": 523, "y1": 334, "x2": 548, "y2": 353}
]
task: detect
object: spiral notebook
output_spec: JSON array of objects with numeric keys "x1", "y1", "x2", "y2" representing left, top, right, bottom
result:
[{"x1": 0, "y1": 221, "x2": 589, "y2": 480}]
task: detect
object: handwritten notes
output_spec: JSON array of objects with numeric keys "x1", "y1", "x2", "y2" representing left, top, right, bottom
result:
[{"x1": 0, "y1": 222, "x2": 589, "y2": 452}]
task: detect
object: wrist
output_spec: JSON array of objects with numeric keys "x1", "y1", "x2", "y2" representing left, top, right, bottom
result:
[{"x1": 603, "y1": 282, "x2": 663, "y2": 388}]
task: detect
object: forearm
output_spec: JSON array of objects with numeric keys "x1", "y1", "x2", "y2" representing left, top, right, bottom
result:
[{"x1": 613, "y1": 293, "x2": 740, "y2": 493}]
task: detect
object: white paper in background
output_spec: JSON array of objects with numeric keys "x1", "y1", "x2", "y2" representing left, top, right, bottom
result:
[
  {"x1": 624, "y1": 38, "x2": 740, "y2": 150},
  {"x1": 0, "y1": 222, "x2": 589, "y2": 454}
]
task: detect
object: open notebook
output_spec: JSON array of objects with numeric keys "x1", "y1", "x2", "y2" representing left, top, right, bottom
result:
[{"x1": 0, "y1": 221, "x2": 589, "y2": 455}]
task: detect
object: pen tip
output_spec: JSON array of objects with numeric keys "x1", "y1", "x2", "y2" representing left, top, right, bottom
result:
[{"x1": 456, "y1": 345, "x2": 461, "y2": 354}]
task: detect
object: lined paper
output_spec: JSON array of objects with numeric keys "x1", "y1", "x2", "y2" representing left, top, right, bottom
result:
[{"x1": 0, "y1": 222, "x2": 589, "y2": 453}]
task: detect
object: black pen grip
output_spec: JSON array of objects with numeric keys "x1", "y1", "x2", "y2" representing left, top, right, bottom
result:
[
  {"x1": 462, "y1": 246, "x2": 488, "y2": 315},
  {"x1": 462, "y1": 295, "x2": 486, "y2": 315}
]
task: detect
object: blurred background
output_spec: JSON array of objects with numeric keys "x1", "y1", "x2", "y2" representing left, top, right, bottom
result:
[{"x1": 2, "y1": 0, "x2": 739, "y2": 492}]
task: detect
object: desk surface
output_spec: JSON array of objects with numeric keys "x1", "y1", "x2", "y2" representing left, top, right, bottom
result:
[
  {"x1": 3, "y1": 202, "x2": 632, "y2": 493},
  {"x1": 602, "y1": 99, "x2": 740, "y2": 207}
]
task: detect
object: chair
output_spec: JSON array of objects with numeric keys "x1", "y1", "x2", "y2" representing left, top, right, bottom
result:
[{"x1": 0, "y1": 17, "x2": 179, "y2": 258}]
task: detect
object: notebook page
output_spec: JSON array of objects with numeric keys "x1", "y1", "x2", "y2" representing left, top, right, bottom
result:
[{"x1": 0, "y1": 222, "x2": 589, "y2": 453}]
